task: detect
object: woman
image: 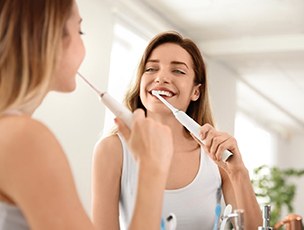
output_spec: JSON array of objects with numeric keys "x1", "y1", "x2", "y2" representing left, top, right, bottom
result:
[
  {"x1": 0, "y1": 0, "x2": 173, "y2": 229},
  {"x1": 92, "y1": 31, "x2": 263, "y2": 229}
]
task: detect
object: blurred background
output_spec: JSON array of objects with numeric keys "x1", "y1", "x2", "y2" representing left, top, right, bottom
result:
[{"x1": 34, "y1": 0, "x2": 304, "y2": 223}]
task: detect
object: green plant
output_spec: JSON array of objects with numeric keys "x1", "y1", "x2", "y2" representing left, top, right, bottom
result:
[{"x1": 251, "y1": 165, "x2": 304, "y2": 227}]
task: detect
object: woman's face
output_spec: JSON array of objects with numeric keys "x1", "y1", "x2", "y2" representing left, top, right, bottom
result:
[
  {"x1": 139, "y1": 43, "x2": 201, "y2": 114},
  {"x1": 51, "y1": 1, "x2": 85, "y2": 92}
]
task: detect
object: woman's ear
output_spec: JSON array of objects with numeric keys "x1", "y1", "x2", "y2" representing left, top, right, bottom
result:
[{"x1": 191, "y1": 84, "x2": 201, "y2": 101}]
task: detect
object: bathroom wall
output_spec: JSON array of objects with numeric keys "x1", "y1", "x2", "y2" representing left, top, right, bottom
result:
[
  {"x1": 275, "y1": 134, "x2": 304, "y2": 216},
  {"x1": 206, "y1": 59, "x2": 237, "y2": 134}
]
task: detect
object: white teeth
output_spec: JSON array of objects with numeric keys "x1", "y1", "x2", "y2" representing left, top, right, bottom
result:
[{"x1": 152, "y1": 90, "x2": 173, "y2": 97}]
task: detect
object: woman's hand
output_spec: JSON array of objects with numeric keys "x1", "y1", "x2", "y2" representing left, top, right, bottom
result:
[
  {"x1": 198, "y1": 124, "x2": 262, "y2": 229},
  {"x1": 115, "y1": 109, "x2": 173, "y2": 174},
  {"x1": 198, "y1": 123, "x2": 245, "y2": 173}
]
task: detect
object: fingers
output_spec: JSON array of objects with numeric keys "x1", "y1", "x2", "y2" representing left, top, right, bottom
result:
[
  {"x1": 115, "y1": 117, "x2": 131, "y2": 140},
  {"x1": 119, "y1": 108, "x2": 173, "y2": 174},
  {"x1": 199, "y1": 123, "x2": 213, "y2": 140},
  {"x1": 199, "y1": 124, "x2": 235, "y2": 161},
  {"x1": 132, "y1": 108, "x2": 146, "y2": 121},
  {"x1": 115, "y1": 109, "x2": 146, "y2": 141},
  {"x1": 209, "y1": 134, "x2": 231, "y2": 161},
  {"x1": 190, "y1": 133, "x2": 203, "y2": 146}
]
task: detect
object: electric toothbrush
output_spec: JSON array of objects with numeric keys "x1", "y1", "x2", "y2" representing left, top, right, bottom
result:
[
  {"x1": 100, "y1": 92, "x2": 133, "y2": 128},
  {"x1": 220, "y1": 204, "x2": 233, "y2": 230},
  {"x1": 213, "y1": 187, "x2": 222, "y2": 230},
  {"x1": 166, "y1": 213, "x2": 177, "y2": 230},
  {"x1": 78, "y1": 73, "x2": 133, "y2": 128},
  {"x1": 152, "y1": 90, "x2": 233, "y2": 162}
]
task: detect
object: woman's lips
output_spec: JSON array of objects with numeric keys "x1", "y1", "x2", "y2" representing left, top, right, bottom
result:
[{"x1": 150, "y1": 89, "x2": 174, "y2": 97}]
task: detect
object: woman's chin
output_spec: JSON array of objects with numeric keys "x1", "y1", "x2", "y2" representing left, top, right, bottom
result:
[{"x1": 51, "y1": 82, "x2": 77, "y2": 93}]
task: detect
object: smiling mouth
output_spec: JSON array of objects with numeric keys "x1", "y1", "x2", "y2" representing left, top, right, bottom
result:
[{"x1": 151, "y1": 89, "x2": 173, "y2": 97}]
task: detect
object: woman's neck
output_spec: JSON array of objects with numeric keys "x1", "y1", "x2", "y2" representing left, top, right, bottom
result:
[
  {"x1": 2, "y1": 109, "x2": 24, "y2": 116},
  {"x1": 147, "y1": 111, "x2": 200, "y2": 151}
]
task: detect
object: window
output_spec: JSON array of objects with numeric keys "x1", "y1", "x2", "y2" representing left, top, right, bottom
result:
[
  {"x1": 234, "y1": 112, "x2": 275, "y2": 176},
  {"x1": 103, "y1": 24, "x2": 147, "y2": 135}
]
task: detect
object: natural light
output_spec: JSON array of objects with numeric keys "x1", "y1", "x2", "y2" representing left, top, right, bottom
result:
[
  {"x1": 234, "y1": 112, "x2": 274, "y2": 177},
  {"x1": 102, "y1": 24, "x2": 148, "y2": 135}
]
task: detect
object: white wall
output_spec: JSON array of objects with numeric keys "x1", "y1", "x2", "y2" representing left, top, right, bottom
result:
[
  {"x1": 275, "y1": 134, "x2": 304, "y2": 217},
  {"x1": 206, "y1": 59, "x2": 237, "y2": 134},
  {"x1": 34, "y1": 0, "x2": 114, "y2": 214}
]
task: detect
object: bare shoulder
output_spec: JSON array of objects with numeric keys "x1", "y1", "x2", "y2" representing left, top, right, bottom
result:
[
  {"x1": 92, "y1": 133, "x2": 123, "y2": 172},
  {"x1": 0, "y1": 116, "x2": 94, "y2": 229},
  {"x1": 0, "y1": 115, "x2": 62, "y2": 156},
  {"x1": 95, "y1": 133, "x2": 122, "y2": 150},
  {"x1": 94, "y1": 134, "x2": 122, "y2": 160},
  {"x1": 0, "y1": 115, "x2": 68, "y2": 200}
]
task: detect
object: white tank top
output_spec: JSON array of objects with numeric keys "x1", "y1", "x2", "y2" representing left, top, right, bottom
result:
[
  {"x1": 118, "y1": 134, "x2": 222, "y2": 230},
  {"x1": 0, "y1": 202, "x2": 29, "y2": 230}
]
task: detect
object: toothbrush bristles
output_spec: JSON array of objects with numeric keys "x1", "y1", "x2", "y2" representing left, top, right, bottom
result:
[{"x1": 77, "y1": 72, "x2": 102, "y2": 95}]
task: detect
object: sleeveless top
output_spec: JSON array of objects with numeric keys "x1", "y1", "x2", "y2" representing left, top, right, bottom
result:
[
  {"x1": 118, "y1": 134, "x2": 222, "y2": 230},
  {"x1": 0, "y1": 202, "x2": 29, "y2": 230}
]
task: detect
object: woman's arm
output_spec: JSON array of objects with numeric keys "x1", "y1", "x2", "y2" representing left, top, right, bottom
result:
[
  {"x1": 116, "y1": 109, "x2": 173, "y2": 230},
  {"x1": 91, "y1": 135, "x2": 122, "y2": 230},
  {"x1": 199, "y1": 123, "x2": 262, "y2": 229},
  {"x1": 0, "y1": 117, "x2": 94, "y2": 230},
  {"x1": 221, "y1": 166, "x2": 263, "y2": 229}
]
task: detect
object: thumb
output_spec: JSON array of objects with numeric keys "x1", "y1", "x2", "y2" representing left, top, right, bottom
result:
[
  {"x1": 132, "y1": 108, "x2": 146, "y2": 120},
  {"x1": 115, "y1": 117, "x2": 130, "y2": 141}
]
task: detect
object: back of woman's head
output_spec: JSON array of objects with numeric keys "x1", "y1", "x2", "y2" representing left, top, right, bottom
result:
[{"x1": 0, "y1": 0, "x2": 73, "y2": 113}]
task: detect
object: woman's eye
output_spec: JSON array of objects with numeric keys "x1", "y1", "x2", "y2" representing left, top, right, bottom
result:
[
  {"x1": 173, "y1": 69, "x2": 185, "y2": 75},
  {"x1": 145, "y1": 67, "x2": 155, "y2": 72},
  {"x1": 79, "y1": 30, "x2": 84, "y2": 35}
]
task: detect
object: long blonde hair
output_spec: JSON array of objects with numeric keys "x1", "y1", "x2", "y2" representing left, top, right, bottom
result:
[
  {"x1": 125, "y1": 31, "x2": 215, "y2": 127},
  {"x1": 0, "y1": 0, "x2": 73, "y2": 113}
]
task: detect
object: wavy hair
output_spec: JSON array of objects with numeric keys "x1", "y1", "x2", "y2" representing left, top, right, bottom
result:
[
  {"x1": 0, "y1": 0, "x2": 73, "y2": 113},
  {"x1": 124, "y1": 31, "x2": 214, "y2": 127}
]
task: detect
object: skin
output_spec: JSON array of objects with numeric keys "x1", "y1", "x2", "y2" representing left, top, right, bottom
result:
[
  {"x1": 50, "y1": 6, "x2": 85, "y2": 93},
  {"x1": 93, "y1": 43, "x2": 262, "y2": 229},
  {"x1": 0, "y1": 1, "x2": 174, "y2": 229},
  {"x1": 0, "y1": 3, "x2": 91, "y2": 229}
]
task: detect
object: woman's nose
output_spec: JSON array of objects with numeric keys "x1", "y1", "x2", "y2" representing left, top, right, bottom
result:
[{"x1": 154, "y1": 71, "x2": 170, "y2": 84}]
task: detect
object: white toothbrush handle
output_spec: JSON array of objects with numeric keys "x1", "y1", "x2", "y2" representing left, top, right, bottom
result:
[
  {"x1": 219, "y1": 219, "x2": 228, "y2": 230},
  {"x1": 220, "y1": 204, "x2": 233, "y2": 230},
  {"x1": 100, "y1": 92, "x2": 133, "y2": 128},
  {"x1": 166, "y1": 213, "x2": 177, "y2": 230},
  {"x1": 174, "y1": 111, "x2": 233, "y2": 162}
]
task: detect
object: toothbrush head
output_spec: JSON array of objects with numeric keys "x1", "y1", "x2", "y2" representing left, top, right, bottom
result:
[
  {"x1": 151, "y1": 90, "x2": 158, "y2": 97},
  {"x1": 151, "y1": 90, "x2": 178, "y2": 113}
]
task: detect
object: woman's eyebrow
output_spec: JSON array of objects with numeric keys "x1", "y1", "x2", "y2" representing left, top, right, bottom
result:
[
  {"x1": 171, "y1": 61, "x2": 189, "y2": 69},
  {"x1": 146, "y1": 60, "x2": 189, "y2": 69},
  {"x1": 146, "y1": 59, "x2": 159, "y2": 63}
]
